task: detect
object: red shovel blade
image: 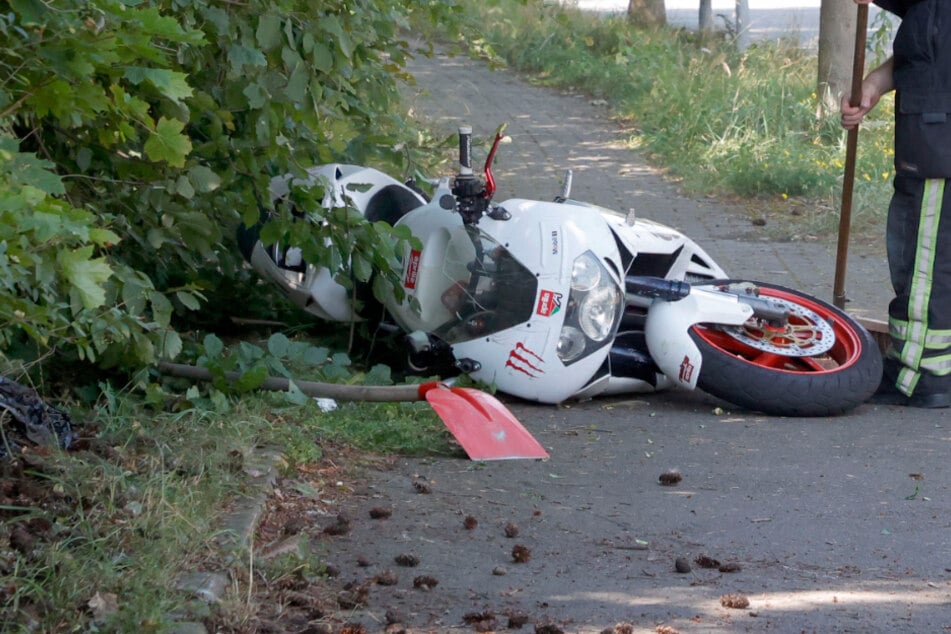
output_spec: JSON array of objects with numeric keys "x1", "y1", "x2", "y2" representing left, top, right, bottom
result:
[{"x1": 423, "y1": 386, "x2": 549, "y2": 461}]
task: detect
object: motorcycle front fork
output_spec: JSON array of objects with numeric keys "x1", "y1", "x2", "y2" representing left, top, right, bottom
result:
[{"x1": 624, "y1": 277, "x2": 789, "y2": 326}]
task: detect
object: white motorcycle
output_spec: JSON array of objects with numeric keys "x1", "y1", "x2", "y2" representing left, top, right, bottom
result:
[{"x1": 240, "y1": 126, "x2": 882, "y2": 417}]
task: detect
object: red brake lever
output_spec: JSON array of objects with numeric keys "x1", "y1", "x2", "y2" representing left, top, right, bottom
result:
[{"x1": 483, "y1": 130, "x2": 504, "y2": 200}]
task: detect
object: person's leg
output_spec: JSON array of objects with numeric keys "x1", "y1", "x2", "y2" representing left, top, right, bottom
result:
[{"x1": 884, "y1": 176, "x2": 951, "y2": 407}]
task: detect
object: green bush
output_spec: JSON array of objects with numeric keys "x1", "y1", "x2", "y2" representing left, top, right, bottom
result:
[{"x1": 0, "y1": 0, "x2": 459, "y2": 375}]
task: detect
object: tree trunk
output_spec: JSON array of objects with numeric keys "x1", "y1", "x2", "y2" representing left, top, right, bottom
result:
[
  {"x1": 817, "y1": 0, "x2": 860, "y2": 117},
  {"x1": 735, "y1": 0, "x2": 750, "y2": 51},
  {"x1": 627, "y1": 0, "x2": 666, "y2": 29},
  {"x1": 699, "y1": 0, "x2": 713, "y2": 31}
]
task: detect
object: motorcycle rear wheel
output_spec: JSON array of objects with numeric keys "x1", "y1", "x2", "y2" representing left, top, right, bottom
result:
[{"x1": 690, "y1": 280, "x2": 882, "y2": 417}]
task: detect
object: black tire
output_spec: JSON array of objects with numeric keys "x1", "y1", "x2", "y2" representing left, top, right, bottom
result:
[{"x1": 690, "y1": 280, "x2": 883, "y2": 417}]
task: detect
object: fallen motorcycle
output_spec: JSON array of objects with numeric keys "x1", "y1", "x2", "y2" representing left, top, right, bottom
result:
[{"x1": 239, "y1": 126, "x2": 882, "y2": 417}]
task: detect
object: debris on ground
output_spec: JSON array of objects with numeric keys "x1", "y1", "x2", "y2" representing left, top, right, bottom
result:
[
  {"x1": 375, "y1": 570, "x2": 399, "y2": 586},
  {"x1": 512, "y1": 544, "x2": 532, "y2": 563},
  {"x1": 412, "y1": 575, "x2": 439, "y2": 590},
  {"x1": 463, "y1": 610, "x2": 497, "y2": 632},
  {"x1": 394, "y1": 553, "x2": 420, "y2": 567},
  {"x1": 506, "y1": 612, "x2": 530, "y2": 628},
  {"x1": 720, "y1": 593, "x2": 751, "y2": 609},
  {"x1": 0, "y1": 375, "x2": 73, "y2": 459},
  {"x1": 695, "y1": 555, "x2": 721, "y2": 569},
  {"x1": 413, "y1": 478, "x2": 433, "y2": 494},
  {"x1": 322, "y1": 513, "x2": 351, "y2": 536}
]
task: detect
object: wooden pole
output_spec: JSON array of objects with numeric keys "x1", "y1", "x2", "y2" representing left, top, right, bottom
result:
[{"x1": 833, "y1": 3, "x2": 869, "y2": 309}]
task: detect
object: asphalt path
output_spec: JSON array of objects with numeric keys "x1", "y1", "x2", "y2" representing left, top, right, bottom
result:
[{"x1": 317, "y1": 48, "x2": 951, "y2": 634}]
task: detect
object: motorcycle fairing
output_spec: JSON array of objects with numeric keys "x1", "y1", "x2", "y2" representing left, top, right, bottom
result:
[
  {"x1": 559, "y1": 200, "x2": 726, "y2": 281},
  {"x1": 247, "y1": 246, "x2": 354, "y2": 322},
  {"x1": 644, "y1": 287, "x2": 754, "y2": 389},
  {"x1": 448, "y1": 199, "x2": 626, "y2": 403},
  {"x1": 247, "y1": 164, "x2": 427, "y2": 322},
  {"x1": 601, "y1": 212, "x2": 727, "y2": 282},
  {"x1": 546, "y1": 202, "x2": 730, "y2": 398},
  {"x1": 270, "y1": 164, "x2": 426, "y2": 217}
]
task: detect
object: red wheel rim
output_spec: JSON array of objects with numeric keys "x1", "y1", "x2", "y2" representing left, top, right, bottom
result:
[{"x1": 692, "y1": 287, "x2": 864, "y2": 375}]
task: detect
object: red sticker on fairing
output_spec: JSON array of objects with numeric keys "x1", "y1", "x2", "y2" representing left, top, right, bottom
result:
[
  {"x1": 679, "y1": 355, "x2": 695, "y2": 383},
  {"x1": 536, "y1": 290, "x2": 563, "y2": 317},
  {"x1": 404, "y1": 249, "x2": 421, "y2": 289},
  {"x1": 506, "y1": 342, "x2": 545, "y2": 378}
]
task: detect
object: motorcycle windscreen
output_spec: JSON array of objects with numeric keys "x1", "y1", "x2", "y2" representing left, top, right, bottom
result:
[{"x1": 428, "y1": 226, "x2": 538, "y2": 343}]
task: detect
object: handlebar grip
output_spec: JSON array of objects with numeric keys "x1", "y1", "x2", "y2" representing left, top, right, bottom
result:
[{"x1": 458, "y1": 125, "x2": 473, "y2": 176}]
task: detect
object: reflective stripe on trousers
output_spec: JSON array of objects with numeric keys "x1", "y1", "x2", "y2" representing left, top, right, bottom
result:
[{"x1": 890, "y1": 179, "x2": 948, "y2": 395}]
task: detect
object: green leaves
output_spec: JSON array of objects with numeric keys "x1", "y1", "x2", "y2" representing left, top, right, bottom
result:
[
  {"x1": 144, "y1": 117, "x2": 192, "y2": 167},
  {"x1": 255, "y1": 14, "x2": 283, "y2": 51},
  {"x1": 0, "y1": 140, "x2": 183, "y2": 365},
  {"x1": 123, "y1": 67, "x2": 194, "y2": 104},
  {"x1": 227, "y1": 44, "x2": 267, "y2": 74},
  {"x1": 0, "y1": 139, "x2": 64, "y2": 195},
  {"x1": 322, "y1": 14, "x2": 354, "y2": 58},
  {"x1": 0, "y1": 0, "x2": 463, "y2": 378},
  {"x1": 58, "y1": 247, "x2": 114, "y2": 310},
  {"x1": 8, "y1": 0, "x2": 46, "y2": 24},
  {"x1": 197, "y1": 332, "x2": 358, "y2": 402}
]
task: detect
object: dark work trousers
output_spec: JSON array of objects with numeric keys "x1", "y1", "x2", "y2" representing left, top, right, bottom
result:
[{"x1": 886, "y1": 175, "x2": 951, "y2": 397}]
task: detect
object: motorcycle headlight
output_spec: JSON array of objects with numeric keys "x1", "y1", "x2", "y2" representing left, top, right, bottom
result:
[
  {"x1": 556, "y1": 251, "x2": 622, "y2": 365},
  {"x1": 579, "y1": 285, "x2": 620, "y2": 342},
  {"x1": 557, "y1": 326, "x2": 587, "y2": 364},
  {"x1": 571, "y1": 252, "x2": 602, "y2": 292}
]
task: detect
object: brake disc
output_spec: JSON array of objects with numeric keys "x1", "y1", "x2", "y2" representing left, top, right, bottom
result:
[{"x1": 720, "y1": 295, "x2": 836, "y2": 357}]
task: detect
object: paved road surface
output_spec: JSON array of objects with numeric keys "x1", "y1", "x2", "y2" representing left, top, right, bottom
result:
[{"x1": 314, "y1": 47, "x2": 951, "y2": 634}]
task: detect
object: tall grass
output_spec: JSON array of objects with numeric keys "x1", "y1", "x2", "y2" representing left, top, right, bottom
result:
[{"x1": 466, "y1": 0, "x2": 896, "y2": 239}]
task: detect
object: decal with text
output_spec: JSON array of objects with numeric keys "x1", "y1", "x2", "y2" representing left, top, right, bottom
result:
[
  {"x1": 678, "y1": 355, "x2": 695, "y2": 383},
  {"x1": 536, "y1": 289, "x2": 563, "y2": 317},
  {"x1": 403, "y1": 249, "x2": 421, "y2": 289}
]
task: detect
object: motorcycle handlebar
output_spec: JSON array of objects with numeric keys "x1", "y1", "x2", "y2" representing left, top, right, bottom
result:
[
  {"x1": 458, "y1": 125, "x2": 473, "y2": 176},
  {"x1": 452, "y1": 125, "x2": 497, "y2": 225}
]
